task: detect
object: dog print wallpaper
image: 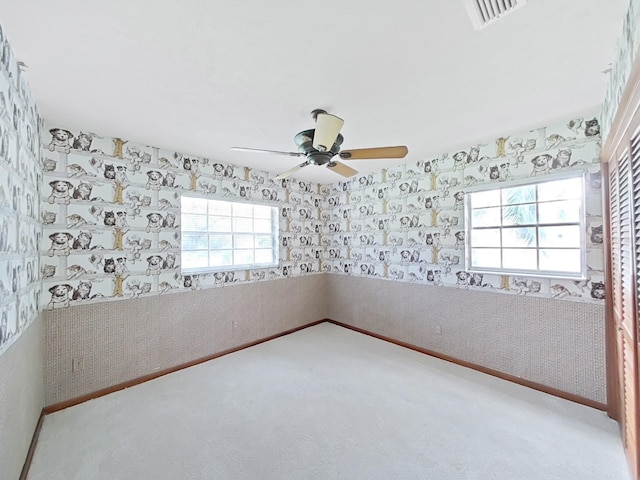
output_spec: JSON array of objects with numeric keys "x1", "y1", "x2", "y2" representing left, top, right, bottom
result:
[
  {"x1": 318, "y1": 116, "x2": 605, "y2": 303},
  {"x1": 40, "y1": 125, "x2": 324, "y2": 309},
  {"x1": 0, "y1": 23, "x2": 43, "y2": 355},
  {"x1": 41, "y1": 115, "x2": 605, "y2": 309},
  {"x1": 601, "y1": 0, "x2": 640, "y2": 141}
]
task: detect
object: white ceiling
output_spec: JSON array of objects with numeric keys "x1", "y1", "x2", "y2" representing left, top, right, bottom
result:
[{"x1": 0, "y1": 0, "x2": 629, "y2": 183}]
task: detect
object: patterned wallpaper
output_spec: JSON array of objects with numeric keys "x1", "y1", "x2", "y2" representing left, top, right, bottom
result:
[
  {"x1": 0, "y1": 23, "x2": 43, "y2": 355},
  {"x1": 318, "y1": 117, "x2": 605, "y2": 303},
  {"x1": 40, "y1": 125, "x2": 324, "y2": 309},
  {"x1": 40, "y1": 115, "x2": 605, "y2": 309},
  {"x1": 601, "y1": 0, "x2": 640, "y2": 141}
]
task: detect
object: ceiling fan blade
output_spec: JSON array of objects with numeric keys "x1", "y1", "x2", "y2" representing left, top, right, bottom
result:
[
  {"x1": 231, "y1": 147, "x2": 305, "y2": 157},
  {"x1": 274, "y1": 161, "x2": 311, "y2": 180},
  {"x1": 339, "y1": 146, "x2": 408, "y2": 160},
  {"x1": 327, "y1": 161, "x2": 358, "y2": 178},
  {"x1": 313, "y1": 113, "x2": 344, "y2": 152}
]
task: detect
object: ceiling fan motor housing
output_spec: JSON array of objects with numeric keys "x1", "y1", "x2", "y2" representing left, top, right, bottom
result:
[{"x1": 294, "y1": 129, "x2": 344, "y2": 166}]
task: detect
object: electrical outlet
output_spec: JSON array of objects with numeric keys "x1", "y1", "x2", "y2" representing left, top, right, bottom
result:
[
  {"x1": 72, "y1": 357, "x2": 84, "y2": 372},
  {"x1": 435, "y1": 325, "x2": 442, "y2": 335},
  {"x1": 232, "y1": 320, "x2": 239, "y2": 329}
]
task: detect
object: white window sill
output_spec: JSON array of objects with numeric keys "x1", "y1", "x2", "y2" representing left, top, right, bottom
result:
[{"x1": 181, "y1": 263, "x2": 279, "y2": 275}]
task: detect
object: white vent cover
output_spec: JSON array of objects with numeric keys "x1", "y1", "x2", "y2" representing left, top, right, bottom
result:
[{"x1": 463, "y1": 0, "x2": 527, "y2": 30}]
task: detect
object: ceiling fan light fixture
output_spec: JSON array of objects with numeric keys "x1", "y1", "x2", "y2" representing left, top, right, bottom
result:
[{"x1": 313, "y1": 113, "x2": 344, "y2": 152}]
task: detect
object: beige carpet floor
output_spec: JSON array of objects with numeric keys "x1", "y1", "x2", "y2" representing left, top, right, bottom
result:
[{"x1": 28, "y1": 323, "x2": 629, "y2": 480}]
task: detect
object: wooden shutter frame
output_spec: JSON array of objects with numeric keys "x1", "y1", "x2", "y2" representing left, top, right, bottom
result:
[
  {"x1": 601, "y1": 45, "x2": 640, "y2": 415},
  {"x1": 604, "y1": 160, "x2": 620, "y2": 420},
  {"x1": 602, "y1": 55, "x2": 640, "y2": 479}
]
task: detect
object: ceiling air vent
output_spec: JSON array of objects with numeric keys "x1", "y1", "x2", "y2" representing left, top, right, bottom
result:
[{"x1": 463, "y1": 0, "x2": 527, "y2": 30}]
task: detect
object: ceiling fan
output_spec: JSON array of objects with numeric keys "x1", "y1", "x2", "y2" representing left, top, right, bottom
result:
[{"x1": 231, "y1": 109, "x2": 408, "y2": 180}]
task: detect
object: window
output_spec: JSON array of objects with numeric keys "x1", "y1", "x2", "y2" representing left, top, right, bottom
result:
[
  {"x1": 465, "y1": 172, "x2": 586, "y2": 279},
  {"x1": 180, "y1": 196, "x2": 279, "y2": 273}
]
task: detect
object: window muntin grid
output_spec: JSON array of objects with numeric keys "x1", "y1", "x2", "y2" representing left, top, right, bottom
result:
[
  {"x1": 465, "y1": 174, "x2": 586, "y2": 279},
  {"x1": 180, "y1": 196, "x2": 279, "y2": 273}
]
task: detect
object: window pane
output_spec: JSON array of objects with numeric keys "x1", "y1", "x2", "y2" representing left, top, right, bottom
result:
[
  {"x1": 538, "y1": 200, "x2": 580, "y2": 224},
  {"x1": 234, "y1": 234, "x2": 254, "y2": 249},
  {"x1": 208, "y1": 200, "x2": 231, "y2": 215},
  {"x1": 255, "y1": 249, "x2": 273, "y2": 264},
  {"x1": 502, "y1": 204, "x2": 536, "y2": 226},
  {"x1": 181, "y1": 196, "x2": 278, "y2": 271},
  {"x1": 538, "y1": 226, "x2": 581, "y2": 248},
  {"x1": 502, "y1": 227, "x2": 536, "y2": 248},
  {"x1": 209, "y1": 234, "x2": 231, "y2": 249},
  {"x1": 471, "y1": 228, "x2": 500, "y2": 248},
  {"x1": 472, "y1": 207, "x2": 501, "y2": 227},
  {"x1": 539, "y1": 249, "x2": 581, "y2": 273},
  {"x1": 183, "y1": 197, "x2": 207, "y2": 214},
  {"x1": 182, "y1": 234, "x2": 208, "y2": 250},
  {"x1": 502, "y1": 185, "x2": 536, "y2": 205},
  {"x1": 234, "y1": 249, "x2": 254, "y2": 265},
  {"x1": 233, "y1": 218, "x2": 253, "y2": 232},
  {"x1": 210, "y1": 250, "x2": 232, "y2": 266},
  {"x1": 256, "y1": 235, "x2": 274, "y2": 248},
  {"x1": 538, "y1": 177, "x2": 582, "y2": 201},
  {"x1": 502, "y1": 248, "x2": 537, "y2": 270},
  {"x1": 471, "y1": 190, "x2": 500, "y2": 208},
  {"x1": 254, "y1": 219, "x2": 272, "y2": 233},
  {"x1": 182, "y1": 251, "x2": 208, "y2": 269},
  {"x1": 471, "y1": 248, "x2": 501, "y2": 268},
  {"x1": 182, "y1": 214, "x2": 208, "y2": 232},
  {"x1": 233, "y1": 202, "x2": 253, "y2": 217},
  {"x1": 209, "y1": 216, "x2": 231, "y2": 232},
  {"x1": 463, "y1": 179, "x2": 585, "y2": 276},
  {"x1": 254, "y1": 205, "x2": 272, "y2": 219}
]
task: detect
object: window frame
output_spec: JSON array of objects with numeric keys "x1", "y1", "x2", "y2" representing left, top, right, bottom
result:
[
  {"x1": 180, "y1": 194, "x2": 280, "y2": 275},
  {"x1": 463, "y1": 169, "x2": 588, "y2": 280}
]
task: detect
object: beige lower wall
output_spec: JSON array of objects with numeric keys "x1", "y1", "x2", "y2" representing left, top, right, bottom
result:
[
  {"x1": 325, "y1": 274, "x2": 606, "y2": 404},
  {"x1": 45, "y1": 275, "x2": 328, "y2": 406},
  {"x1": 44, "y1": 273, "x2": 606, "y2": 407},
  {"x1": 0, "y1": 315, "x2": 45, "y2": 480}
]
